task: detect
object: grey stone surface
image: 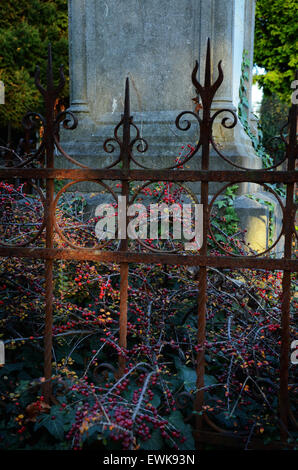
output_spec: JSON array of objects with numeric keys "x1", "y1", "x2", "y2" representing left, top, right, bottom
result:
[
  {"x1": 234, "y1": 195, "x2": 269, "y2": 253},
  {"x1": 61, "y1": 1, "x2": 281, "y2": 254},
  {"x1": 61, "y1": 0, "x2": 260, "y2": 191},
  {"x1": 252, "y1": 191, "x2": 285, "y2": 257},
  {"x1": 57, "y1": 0, "x2": 283, "y2": 256},
  {"x1": 234, "y1": 191, "x2": 284, "y2": 256}
]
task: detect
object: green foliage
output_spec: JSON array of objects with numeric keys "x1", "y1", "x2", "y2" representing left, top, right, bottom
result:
[
  {"x1": 239, "y1": 53, "x2": 288, "y2": 198},
  {"x1": 0, "y1": 68, "x2": 39, "y2": 128},
  {"x1": 0, "y1": 232, "x2": 296, "y2": 450},
  {"x1": 34, "y1": 406, "x2": 65, "y2": 441},
  {"x1": 214, "y1": 184, "x2": 240, "y2": 237},
  {"x1": 0, "y1": 179, "x2": 296, "y2": 450},
  {"x1": 259, "y1": 93, "x2": 289, "y2": 162},
  {"x1": 167, "y1": 411, "x2": 194, "y2": 450},
  {"x1": 254, "y1": 0, "x2": 298, "y2": 102},
  {"x1": 0, "y1": 0, "x2": 68, "y2": 128},
  {"x1": 238, "y1": 51, "x2": 274, "y2": 169}
]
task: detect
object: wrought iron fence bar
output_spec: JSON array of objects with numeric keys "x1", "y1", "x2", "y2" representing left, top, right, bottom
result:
[
  {"x1": 0, "y1": 39, "x2": 297, "y2": 448},
  {"x1": 279, "y1": 102, "x2": 297, "y2": 441},
  {"x1": 0, "y1": 247, "x2": 297, "y2": 270},
  {"x1": 0, "y1": 168, "x2": 297, "y2": 183},
  {"x1": 118, "y1": 78, "x2": 131, "y2": 376},
  {"x1": 43, "y1": 45, "x2": 57, "y2": 402},
  {"x1": 194, "y1": 38, "x2": 212, "y2": 436}
]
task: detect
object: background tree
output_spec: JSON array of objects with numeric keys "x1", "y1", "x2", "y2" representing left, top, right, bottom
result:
[
  {"x1": 256, "y1": 92, "x2": 289, "y2": 172},
  {"x1": 259, "y1": 93, "x2": 289, "y2": 152},
  {"x1": 254, "y1": 0, "x2": 298, "y2": 103},
  {"x1": 0, "y1": 0, "x2": 68, "y2": 140}
]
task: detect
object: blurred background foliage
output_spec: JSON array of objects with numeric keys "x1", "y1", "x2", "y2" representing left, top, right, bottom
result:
[
  {"x1": 254, "y1": 0, "x2": 297, "y2": 103},
  {"x1": 0, "y1": 0, "x2": 68, "y2": 138},
  {"x1": 0, "y1": 0, "x2": 296, "y2": 153}
]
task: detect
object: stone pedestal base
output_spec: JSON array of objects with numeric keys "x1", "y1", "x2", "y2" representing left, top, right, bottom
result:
[
  {"x1": 59, "y1": 107, "x2": 262, "y2": 196},
  {"x1": 234, "y1": 192, "x2": 284, "y2": 257}
]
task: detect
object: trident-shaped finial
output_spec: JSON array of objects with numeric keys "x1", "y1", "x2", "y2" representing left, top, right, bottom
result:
[
  {"x1": 192, "y1": 38, "x2": 224, "y2": 108},
  {"x1": 34, "y1": 43, "x2": 66, "y2": 99}
]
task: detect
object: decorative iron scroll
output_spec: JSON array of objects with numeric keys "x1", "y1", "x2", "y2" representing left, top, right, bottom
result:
[{"x1": 0, "y1": 40, "x2": 297, "y2": 449}]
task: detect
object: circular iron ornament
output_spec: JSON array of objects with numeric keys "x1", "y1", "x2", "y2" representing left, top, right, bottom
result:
[
  {"x1": 102, "y1": 116, "x2": 149, "y2": 170},
  {"x1": 0, "y1": 180, "x2": 46, "y2": 247},
  {"x1": 129, "y1": 110, "x2": 202, "y2": 171},
  {"x1": 210, "y1": 109, "x2": 291, "y2": 171},
  {"x1": 54, "y1": 110, "x2": 78, "y2": 132},
  {"x1": 130, "y1": 121, "x2": 149, "y2": 155},
  {"x1": 54, "y1": 113, "x2": 122, "y2": 170},
  {"x1": 22, "y1": 111, "x2": 45, "y2": 131},
  {"x1": 211, "y1": 108, "x2": 238, "y2": 129},
  {"x1": 0, "y1": 112, "x2": 46, "y2": 170},
  {"x1": 93, "y1": 363, "x2": 117, "y2": 383},
  {"x1": 209, "y1": 109, "x2": 257, "y2": 171},
  {"x1": 210, "y1": 108, "x2": 257, "y2": 171},
  {"x1": 53, "y1": 180, "x2": 119, "y2": 250},
  {"x1": 54, "y1": 110, "x2": 120, "y2": 169},
  {"x1": 176, "y1": 391, "x2": 194, "y2": 409},
  {"x1": 264, "y1": 134, "x2": 288, "y2": 170},
  {"x1": 259, "y1": 118, "x2": 293, "y2": 171},
  {"x1": 103, "y1": 118, "x2": 125, "y2": 168},
  {"x1": 208, "y1": 182, "x2": 286, "y2": 257},
  {"x1": 54, "y1": 135, "x2": 90, "y2": 169},
  {"x1": 175, "y1": 110, "x2": 202, "y2": 132},
  {"x1": 203, "y1": 414, "x2": 248, "y2": 436},
  {"x1": 129, "y1": 180, "x2": 200, "y2": 253}
]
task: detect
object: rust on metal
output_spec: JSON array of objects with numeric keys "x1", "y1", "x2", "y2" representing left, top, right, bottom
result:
[{"x1": 0, "y1": 39, "x2": 297, "y2": 449}]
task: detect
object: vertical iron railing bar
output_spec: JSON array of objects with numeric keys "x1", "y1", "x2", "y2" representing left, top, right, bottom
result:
[
  {"x1": 194, "y1": 40, "x2": 210, "y2": 437},
  {"x1": 118, "y1": 78, "x2": 130, "y2": 376},
  {"x1": 43, "y1": 45, "x2": 56, "y2": 403},
  {"x1": 279, "y1": 101, "x2": 297, "y2": 441}
]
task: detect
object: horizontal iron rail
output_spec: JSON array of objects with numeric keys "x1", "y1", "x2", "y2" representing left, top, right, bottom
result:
[
  {"x1": 0, "y1": 168, "x2": 297, "y2": 183},
  {"x1": 1, "y1": 42, "x2": 296, "y2": 447},
  {"x1": 0, "y1": 247, "x2": 297, "y2": 270}
]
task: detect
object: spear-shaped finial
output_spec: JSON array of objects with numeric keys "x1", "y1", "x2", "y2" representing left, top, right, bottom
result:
[
  {"x1": 124, "y1": 77, "x2": 130, "y2": 118},
  {"x1": 121, "y1": 77, "x2": 131, "y2": 163},
  {"x1": 204, "y1": 37, "x2": 211, "y2": 88}
]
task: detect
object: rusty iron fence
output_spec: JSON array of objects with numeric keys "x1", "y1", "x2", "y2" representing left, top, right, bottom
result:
[{"x1": 0, "y1": 40, "x2": 297, "y2": 449}]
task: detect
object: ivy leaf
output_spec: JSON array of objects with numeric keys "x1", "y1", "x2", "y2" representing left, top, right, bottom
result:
[
  {"x1": 81, "y1": 424, "x2": 102, "y2": 444},
  {"x1": 141, "y1": 429, "x2": 163, "y2": 450},
  {"x1": 168, "y1": 411, "x2": 195, "y2": 450},
  {"x1": 241, "y1": 96, "x2": 249, "y2": 108},
  {"x1": 150, "y1": 392, "x2": 161, "y2": 408},
  {"x1": 215, "y1": 200, "x2": 226, "y2": 209},
  {"x1": 204, "y1": 374, "x2": 217, "y2": 387},
  {"x1": 179, "y1": 365, "x2": 196, "y2": 392},
  {"x1": 215, "y1": 234, "x2": 226, "y2": 242},
  {"x1": 175, "y1": 357, "x2": 218, "y2": 392},
  {"x1": 35, "y1": 409, "x2": 64, "y2": 441},
  {"x1": 0, "y1": 362, "x2": 24, "y2": 376}
]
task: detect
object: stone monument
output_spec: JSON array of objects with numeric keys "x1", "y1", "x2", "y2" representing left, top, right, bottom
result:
[
  {"x1": 62, "y1": 0, "x2": 258, "y2": 170},
  {"x1": 60, "y1": 0, "x2": 282, "y2": 253}
]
